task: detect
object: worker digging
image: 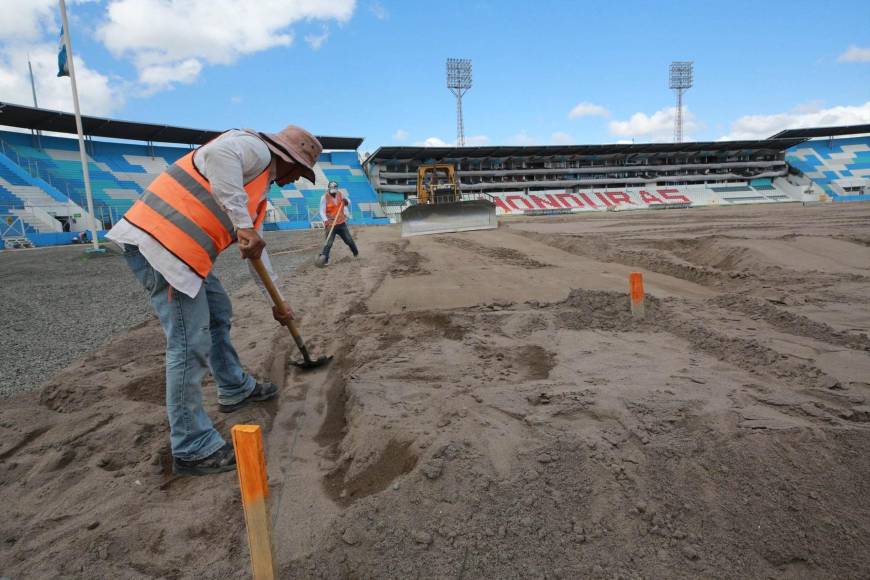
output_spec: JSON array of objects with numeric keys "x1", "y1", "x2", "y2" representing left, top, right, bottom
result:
[
  {"x1": 316, "y1": 180, "x2": 359, "y2": 267},
  {"x1": 106, "y1": 125, "x2": 325, "y2": 476}
]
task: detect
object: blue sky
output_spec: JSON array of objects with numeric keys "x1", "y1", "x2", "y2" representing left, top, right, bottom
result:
[{"x1": 1, "y1": 0, "x2": 869, "y2": 152}]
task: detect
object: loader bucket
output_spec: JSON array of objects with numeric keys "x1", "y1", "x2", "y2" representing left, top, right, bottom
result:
[{"x1": 400, "y1": 199, "x2": 498, "y2": 237}]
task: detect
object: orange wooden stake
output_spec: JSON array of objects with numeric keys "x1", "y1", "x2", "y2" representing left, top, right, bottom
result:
[
  {"x1": 629, "y1": 272, "x2": 645, "y2": 319},
  {"x1": 231, "y1": 424, "x2": 276, "y2": 580}
]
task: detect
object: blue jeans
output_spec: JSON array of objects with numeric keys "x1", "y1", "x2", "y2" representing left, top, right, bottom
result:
[
  {"x1": 322, "y1": 222, "x2": 359, "y2": 262},
  {"x1": 123, "y1": 245, "x2": 255, "y2": 460}
]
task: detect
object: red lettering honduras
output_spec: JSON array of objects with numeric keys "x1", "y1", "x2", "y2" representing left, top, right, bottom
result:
[
  {"x1": 657, "y1": 188, "x2": 691, "y2": 204},
  {"x1": 606, "y1": 191, "x2": 631, "y2": 205},
  {"x1": 506, "y1": 195, "x2": 535, "y2": 211},
  {"x1": 639, "y1": 190, "x2": 663, "y2": 204}
]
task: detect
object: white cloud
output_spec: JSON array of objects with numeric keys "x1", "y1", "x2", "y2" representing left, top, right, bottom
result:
[
  {"x1": 413, "y1": 135, "x2": 489, "y2": 146},
  {"x1": 508, "y1": 130, "x2": 537, "y2": 146},
  {"x1": 720, "y1": 101, "x2": 870, "y2": 140},
  {"x1": 0, "y1": 42, "x2": 122, "y2": 115},
  {"x1": 97, "y1": 0, "x2": 355, "y2": 90},
  {"x1": 304, "y1": 27, "x2": 330, "y2": 50},
  {"x1": 416, "y1": 136, "x2": 450, "y2": 147},
  {"x1": 609, "y1": 107, "x2": 700, "y2": 142},
  {"x1": 230, "y1": 95, "x2": 243, "y2": 105},
  {"x1": 464, "y1": 134, "x2": 489, "y2": 146},
  {"x1": 568, "y1": 102, "x2": 609, "y2": 119},
  {"x1": 369, "y1": 1, "x2": 388, "y2": 20},
  {"x1": 550, "y1": 131, "x2": 574, "y2": 145},
  {"x1": 838, "y1": 45, "x2": 870, "y2": 63},
  {"x1": 392, "y1": 128, "x2": 409, "y2": 141},
  {"x1": 0, "y1": 0, "x2": 56, "y2": 41},
  {"x1": 138, "y1": 58, "x2": 201, "y2": 94}
]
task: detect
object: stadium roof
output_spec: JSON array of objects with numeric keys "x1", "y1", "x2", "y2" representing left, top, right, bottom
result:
[
  {"x1": 366, "y1": 138, "x2": 806, "y2": 163},
  {"x1": 0, "y1": 101, "x2": 363, "y2": 150},
  {"x1": 769, "y1": 124, "x2": 870, "y2": 140}
]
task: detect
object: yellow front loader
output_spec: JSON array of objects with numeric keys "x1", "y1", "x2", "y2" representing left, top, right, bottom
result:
[{"x1": 400, "y1": 164, "x2": 497, "y2": 237}]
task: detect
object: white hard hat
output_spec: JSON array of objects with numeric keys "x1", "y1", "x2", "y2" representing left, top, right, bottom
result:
[{"x1": 328, "y1": 181, "x2": 339, "y2": 192}]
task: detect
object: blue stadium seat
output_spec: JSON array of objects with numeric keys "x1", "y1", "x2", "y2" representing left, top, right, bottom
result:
[
  {"x1": 0, "y1": 129, "x2": 387, "y2": 237},
  {"x1": 786, "y1": 136, "x2": 870, "y2": 200}
]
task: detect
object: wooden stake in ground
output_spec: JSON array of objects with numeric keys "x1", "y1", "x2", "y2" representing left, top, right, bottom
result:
[
  {"x1": 629, "y1": 272, "x2": 645, "y2": 319},
  {"x1": 231, "y1": 424, "x2": 276, "y2": 580}
]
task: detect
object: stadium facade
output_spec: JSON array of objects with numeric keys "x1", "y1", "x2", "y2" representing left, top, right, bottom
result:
[
  {"x1": 0, "y1": 102, "x2": 387, "y2": 247},
  {"x1": 365, "y1": 125, "x2": 870, "y2": 219},
  {"x1": 1, "y1": 98, "x2": 868, "y2": 248}
]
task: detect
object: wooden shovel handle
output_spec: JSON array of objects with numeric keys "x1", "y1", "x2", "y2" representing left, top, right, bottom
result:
[{"x1": 250, "y1": 258, "x2": 303, "y2": 344}]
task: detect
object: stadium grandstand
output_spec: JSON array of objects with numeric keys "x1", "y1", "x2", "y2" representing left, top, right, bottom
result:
[
  {"x1": 365, "y1": 126, "x2": 870, "y2": 219},
  {"x1": 0, "y1": 102, "x2": 387, "y2": 248},
  {"x1": 775, "y1": 124, "x2": 870, "y2": 202},
  {"x1": 1, "y1": 98, "x2": 868, "y2": 248}
]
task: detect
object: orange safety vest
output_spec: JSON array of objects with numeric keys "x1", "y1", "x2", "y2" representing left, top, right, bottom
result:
[
  {"x1": 123, "y1": 149, "x2": 271, "y2": 278},
  {"x1": 324, "y1": 191, "x2": 347, "y2": 227}
]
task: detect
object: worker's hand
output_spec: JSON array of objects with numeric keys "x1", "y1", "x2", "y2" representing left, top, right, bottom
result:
[
  {"x1": 342, "y1": 198, "x2": 349, "y2": 206},
  {"x1": 272, "y1": 302, "x2": 295, "y2": 326},
  {"x1": 237, "y1": 228, "x2": 265, "y2": 259},
  {"x1": 323, "y1": 220, "x2": 332, "y2": 228}
]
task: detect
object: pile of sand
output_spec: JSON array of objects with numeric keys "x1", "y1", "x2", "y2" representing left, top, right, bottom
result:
[{"x1": 2, "y1": 204, "x2": 869, "y2": 578}]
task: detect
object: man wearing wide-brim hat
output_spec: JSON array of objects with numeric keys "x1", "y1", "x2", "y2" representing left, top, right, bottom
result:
[{"x1": 108, "y1": 125, "x2": 322, "y2": 476}]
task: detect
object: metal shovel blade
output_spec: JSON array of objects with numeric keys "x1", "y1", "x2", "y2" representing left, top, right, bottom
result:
[{"x1": 291, "y1": 354, "x2": 334, "y2": 370}]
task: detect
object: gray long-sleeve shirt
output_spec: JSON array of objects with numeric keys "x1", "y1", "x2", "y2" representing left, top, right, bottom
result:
[{"x1": 107, "y1": 130, "x2": 281, "y2": 298}]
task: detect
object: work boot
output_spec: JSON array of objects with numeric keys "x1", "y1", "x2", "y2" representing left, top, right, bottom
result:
[
  {"x1": 218, "y1": 382, "x2": 278, "y2": 413},
  {"x1": 172, "y1": 442, "x2": 236, "y2": 476}
]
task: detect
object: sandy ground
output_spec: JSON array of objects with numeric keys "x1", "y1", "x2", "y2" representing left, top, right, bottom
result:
[
  {"x1": 1, "y1": 202, "x2": 869, "y2": 579},
  {"x1": 0, "y1": 232, "x2": 321, "y2": 397}
]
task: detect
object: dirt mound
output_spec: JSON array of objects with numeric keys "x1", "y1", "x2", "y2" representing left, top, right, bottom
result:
[
  {"x1": 285, "y1": 431, "x2": 870, "y2": 579},
  {"x1": 434, "y1": 235, "x2": 550, "y2": 268},
  {"x1": 554, "y1": 288, "x2": 662, "y2": 332},
  {"x1": 3, "y1": 205, "x2": 870, "y2": 578},
  {"x1": 711, "y1": 293, "x2": 870, "y2": 351}
]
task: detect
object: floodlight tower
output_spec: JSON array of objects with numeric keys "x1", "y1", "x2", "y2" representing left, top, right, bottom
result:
[
  {"x1": 447, "y1": 58, "x2": 472, "y2": 146},
  {"x1": 669, "y1": 61, "x2": 693, "y2": 143}
]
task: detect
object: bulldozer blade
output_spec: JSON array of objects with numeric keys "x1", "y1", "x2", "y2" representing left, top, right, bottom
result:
[{"x1": 400, "y1": 199, "x2": 497, "y2": 237}]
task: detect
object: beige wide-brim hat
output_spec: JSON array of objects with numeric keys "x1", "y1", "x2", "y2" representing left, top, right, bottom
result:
[{"x1": 256, "y1": 125, "x2": 323, "y2": 184}]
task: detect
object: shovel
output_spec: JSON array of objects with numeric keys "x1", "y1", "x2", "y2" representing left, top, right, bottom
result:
[
  {"x1": 250, "y1": 257, "x2": 332, "y2": 370},
  {"x1": 314, "y1": 201, "x2": 346, "y2": 268}
]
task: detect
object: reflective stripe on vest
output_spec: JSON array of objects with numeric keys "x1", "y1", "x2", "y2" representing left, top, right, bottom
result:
[
  {"x1": 325, "y1": 192, "x2": 347, "y2": 226},
  {"x1": 123, "y1": 149, "x2": 271, "y2": 278}
]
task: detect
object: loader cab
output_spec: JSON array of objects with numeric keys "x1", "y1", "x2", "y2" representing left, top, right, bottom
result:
[
  {"x1": 400, "y1": 162, "x2": 498, "y2": 237},
  {"x1": 417, "y1": 164, "x2": 461, "y2": 205}
]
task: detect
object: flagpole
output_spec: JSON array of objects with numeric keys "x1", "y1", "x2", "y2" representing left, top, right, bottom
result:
[
  {"x1": 59, "y1": 0, "x2": 101, "y2": 252},
  {"x1": 27, "y1": 57, "x2": 43, "y2": 149}
]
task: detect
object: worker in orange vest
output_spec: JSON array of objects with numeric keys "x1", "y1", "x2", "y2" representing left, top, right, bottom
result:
[
  {"x1": 317, "y1": 180, "x2": 359, "y2": 266},
  {"x1": 107, "y1": 125, "x2": 322, "y2": 476}
]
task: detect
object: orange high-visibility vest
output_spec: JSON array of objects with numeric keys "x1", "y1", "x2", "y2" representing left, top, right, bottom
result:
[
  {"x1": 324, "y1": 191, "x2": 347, "y2": 226},
  {"x1": 123, "y1": 149, "x2": 271, "y2": 278}
]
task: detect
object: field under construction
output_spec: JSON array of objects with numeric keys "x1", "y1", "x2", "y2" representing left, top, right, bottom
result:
[{"x1": 1, "y1": 202, "x2": 869, "y2": 579}]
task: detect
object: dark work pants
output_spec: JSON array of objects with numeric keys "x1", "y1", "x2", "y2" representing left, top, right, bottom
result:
[{"x1": 322, "y1": 223, "x2": 359, "y2": 262}]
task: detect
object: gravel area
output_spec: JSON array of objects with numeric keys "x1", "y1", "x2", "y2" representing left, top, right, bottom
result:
[{"x1": 0, "y1": 229, "x2": 323, "y2": 397}]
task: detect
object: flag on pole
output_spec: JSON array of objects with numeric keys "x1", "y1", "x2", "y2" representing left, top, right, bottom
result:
[{"x1": 57, "y1": 26, "x2": 69, "y2": 77}]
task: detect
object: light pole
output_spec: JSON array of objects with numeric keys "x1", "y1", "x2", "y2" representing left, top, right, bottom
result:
[
  {"x1": 669, "y1": 61, "x2": 693, "y2": 143},
  {"x1": 447, "y1": 58, "x2": 472, "y2": 147}
]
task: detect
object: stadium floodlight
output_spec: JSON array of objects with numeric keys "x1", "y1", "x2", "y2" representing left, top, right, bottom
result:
[
  {"x1": 446, "y1": 58, "x2": 472, "y2": 147},
  {"x1": 669, "y1": 61, "x2": 693, "y2": 143}
]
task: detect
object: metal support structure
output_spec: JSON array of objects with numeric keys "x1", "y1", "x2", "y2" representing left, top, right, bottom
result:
[
  {"x1": 455, "y1": 97, "x2": 465, "y2": 148},
  {"x1": 669, "y1": 61, "x2": 693, "y2": 144},
  {"x1": 446, "y1": 58, "x2": 472, "y2": 147},
  {"x1": 27, "y1": 58, "x2": 43, "y2": 150},
  {"x1": 59, "y1": 0, "x2": 101, "y2": 252}
]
